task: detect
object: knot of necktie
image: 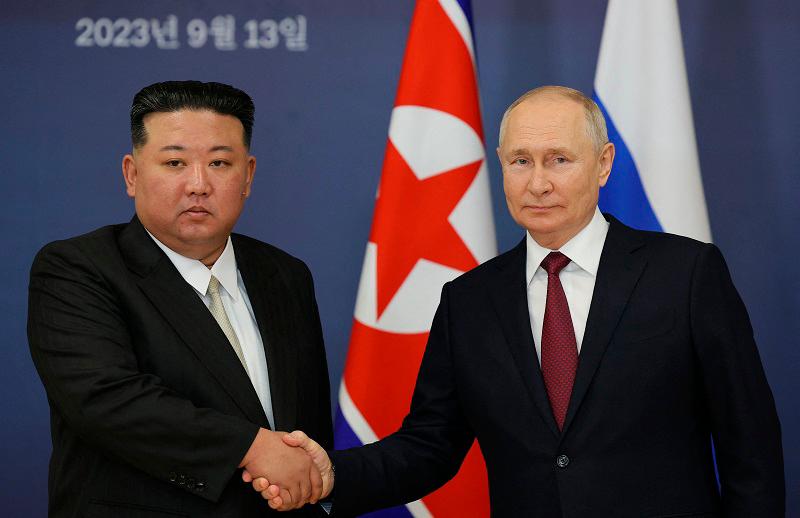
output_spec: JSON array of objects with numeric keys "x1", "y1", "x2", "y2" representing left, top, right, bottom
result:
[
  {"x1": 541, "y1": 251, "x2": 571, "y2": 276},
  {"x1": 208, "y1": 275, "x2": 222, "y2": 296}
]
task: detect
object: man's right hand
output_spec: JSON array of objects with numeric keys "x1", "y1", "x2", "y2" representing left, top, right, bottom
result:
[
  {"x1": 238, "y1": 428, "x2": 323, "y2": 509},
  {"x1": 246, "y1": 430, "x2": 334, "y2": 511}
]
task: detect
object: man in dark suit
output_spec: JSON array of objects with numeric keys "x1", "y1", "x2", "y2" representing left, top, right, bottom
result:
[
  {"x1": 252, "y1": 86, "x2": 784, "y2": 516},
  {"x1": 28, "y1": 81, "x2": 332, "y2": 517}
]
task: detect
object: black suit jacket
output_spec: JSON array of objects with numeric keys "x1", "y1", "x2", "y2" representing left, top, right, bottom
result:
[
  {"x1": 330, "y1": 215, "x2": 784, "y2": 517},
  {"x1": 28, "y1": 217, "x2": 333, "y2": 517}
]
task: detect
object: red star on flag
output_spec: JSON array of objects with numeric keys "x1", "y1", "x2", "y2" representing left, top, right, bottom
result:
[{"x1": 370, "y1": 140, "x2": 481, "y2": 318}]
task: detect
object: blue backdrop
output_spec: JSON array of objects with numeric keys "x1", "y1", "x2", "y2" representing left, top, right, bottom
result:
[{"x1": 1, "y1": 1, "x2": 797, "y2": 515}]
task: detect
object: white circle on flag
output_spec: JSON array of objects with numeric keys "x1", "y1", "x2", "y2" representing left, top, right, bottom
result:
[{"x1": 388, "y1": 106, "x2": 484, "y2": 180}]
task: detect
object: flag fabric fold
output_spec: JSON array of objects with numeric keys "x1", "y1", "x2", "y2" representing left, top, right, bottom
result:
[
  {"x1": 334, "y1": 0, "x2": 495, "y2": 516},
  {"x1": 594, "y1": 0, "x2": 712, "y2": 241}
]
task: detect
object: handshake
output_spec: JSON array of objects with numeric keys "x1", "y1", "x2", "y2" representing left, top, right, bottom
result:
[{"x1": 239, "y1": 428, "x2": 333, "y2": 511}]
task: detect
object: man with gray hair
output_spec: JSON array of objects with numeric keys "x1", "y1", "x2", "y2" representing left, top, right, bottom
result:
[{"x1": 253, "y1": 86, "x2": 784, "y2": 517}]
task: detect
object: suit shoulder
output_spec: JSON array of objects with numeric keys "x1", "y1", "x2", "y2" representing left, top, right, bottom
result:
[
  {"x1": 32, "y1": 223, "x2": 127, "y2": 270},
  {"x1": 230, "y1": 233, "x2": 311, "y2": 275},
  {"x1": 447, "y1": 245, "x2": 521, "y2": 290},
  {"x1": 607, "y1": 216, "x2": 718, "y2": 259},
  {"x1": 630, "y1": 226, "x2": 719, "y2": 261}
]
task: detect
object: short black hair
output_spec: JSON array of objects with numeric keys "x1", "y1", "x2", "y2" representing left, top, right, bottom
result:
[{"x1": 130, "y1": 80, "x2": 255, "y2": 149}]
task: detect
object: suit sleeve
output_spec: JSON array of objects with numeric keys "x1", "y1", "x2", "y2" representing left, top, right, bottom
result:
[
  {"x1": 301, "y1": 261, "x2": 334, "y2": 450},
  {"x1": 27, "y1": 240, "x2": 259, "y2": 502},
  {"x1": 690, "y1": 244, "x2": 785, "y2": 516},
  {"x1": 329, "y1": 282, "x2": 474, "y2": 516}
]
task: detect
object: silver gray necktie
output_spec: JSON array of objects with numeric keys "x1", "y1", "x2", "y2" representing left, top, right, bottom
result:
[{"x1": 207, "y1": 275, "x2": 249, "y2": 374}]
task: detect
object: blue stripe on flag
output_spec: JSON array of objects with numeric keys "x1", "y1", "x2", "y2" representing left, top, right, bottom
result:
[
  {"x1": 455, "y1": 0, "x2": 480, "y2": 72},
  {"x1": 455, "y1": 0, "x2": 474, "y2": 29},
  {"x1": 333, "y1": 408, "x2": 414, "y2": 517},
  {"x1": 333, "y1": 407, "x2": 363, "y2": 450},
  {"x1": 593, "y1": 93, "x2": 663, "y2": 232}
]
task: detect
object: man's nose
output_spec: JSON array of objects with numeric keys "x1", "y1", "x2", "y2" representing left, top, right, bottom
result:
[
  {"x1": 186, "y1": 165, "x2": 210, "y2": 196},
  {"x1": 526, "y1": 166, "x2": 552, "y2": 196}
]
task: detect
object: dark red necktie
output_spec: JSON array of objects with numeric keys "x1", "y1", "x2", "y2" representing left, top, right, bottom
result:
[{"x1": 540, "y1": 252, "x2": 578, "y2": 430}]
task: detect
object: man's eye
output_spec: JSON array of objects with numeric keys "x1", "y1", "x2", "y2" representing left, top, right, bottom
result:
[
  {"x1": 514, "y1": 158, "x2": 529, "y2": 166},
  {"x1": 553, "y1": 156, "x2": 567, "y2": 164},
  {"x1": 165, "y1": 160, "x2": 183, "y2": 167},
  {"x1": 210, "y1": 160, "x2": 228, "y2": 167}
]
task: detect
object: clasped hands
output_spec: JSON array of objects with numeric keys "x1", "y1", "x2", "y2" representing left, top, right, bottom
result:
[{"x1": 239, "y1": 428, "x2": 332, "y2": 510}]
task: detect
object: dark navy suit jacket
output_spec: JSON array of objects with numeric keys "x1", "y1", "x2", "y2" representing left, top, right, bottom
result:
[{"x1": 330, "y1": 215, "x2": 784, "y2": 517}]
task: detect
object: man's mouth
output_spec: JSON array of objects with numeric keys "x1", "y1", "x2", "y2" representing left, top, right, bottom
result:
[{"x1": 183, "y1": 206, "x2": 211, "y2": 217}]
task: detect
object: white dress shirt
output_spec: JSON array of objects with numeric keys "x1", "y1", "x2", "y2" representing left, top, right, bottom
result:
[
  {"x1": 148, "y1": 232, "x2": 275, "y2": 429},
  {"x1": 525, "y1": 207, "x2": 609, "y2": 363}
]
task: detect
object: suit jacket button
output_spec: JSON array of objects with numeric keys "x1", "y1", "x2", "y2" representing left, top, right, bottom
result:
[
  {"x1": 168, "y1": 472, "x2": 177, "y2": 482},
  {"x1": 178, "y1": 474, "x2": 186, "y2": 485},
  {"x1": 195, "y1": 482, "x2": 206, "y2": 492},
  {"x1": 187, "y1": 477, "x2": 196, "y2": 487},
  {"x1": 556, "y1": 454, "x2": 570, "y2": 468}
]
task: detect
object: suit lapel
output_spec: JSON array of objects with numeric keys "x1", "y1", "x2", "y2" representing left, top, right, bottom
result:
[
  {"x1": 119, "y1": 217, "x2": 268, "y2": 426},
  {"x1": 233, "y1": 236, "x2": 298, "y2": 433},
  {"x1": 561, "y1": 216, "x2": 647, "y2": 434},
  {"x1": 489, "y1": 240, "x2": 561, "y2": 438}
]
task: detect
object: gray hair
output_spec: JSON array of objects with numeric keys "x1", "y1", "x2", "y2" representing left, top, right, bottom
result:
[{"x1": 498, "y1": 85, "x2": 609, "y2": 152}]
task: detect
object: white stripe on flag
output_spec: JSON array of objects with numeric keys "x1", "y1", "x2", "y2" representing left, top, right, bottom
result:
[
  {"x1": 438, "y1": 0, "x2": 475, "y2": 61},
  {"x1": 338, "y1": 380, "x2": 378, "y2": 444},
  {"x1": 595, "y1": 0, "x2": 711, "y2": 241}
]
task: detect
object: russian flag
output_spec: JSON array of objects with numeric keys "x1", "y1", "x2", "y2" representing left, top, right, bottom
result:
[
  {"x1": 333, "y1": 1, "x2": 495, "y2": 516},
  {"x1": 594, "y1": 0, "x2": 712, "y2": 241}
]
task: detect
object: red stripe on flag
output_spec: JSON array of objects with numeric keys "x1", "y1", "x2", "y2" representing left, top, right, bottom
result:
[
  {"x1": 395, "y1": 0, "x2": 483, "y2": 138},
  {"x1": 338, "y1": 1, "x2": 492, "y2": 515},
  {"x1": 425, "y1": 441, "x2": 490, "y2": 517},
  {"x1": 343, "y1": 320, "x2": 428, "y2": 437}
]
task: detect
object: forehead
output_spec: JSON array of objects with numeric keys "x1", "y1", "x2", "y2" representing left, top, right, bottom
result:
[
  {"x1": 503, "y1": 96, "x2": 588, "y2": 149},
  {"x1": 142, "y1": 110, "x2": 245, "y2": 144}
]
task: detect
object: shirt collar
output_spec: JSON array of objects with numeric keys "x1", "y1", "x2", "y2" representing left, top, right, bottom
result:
[
  {"x1": 525, "y1": 207, "x2": 609, "y2": 286},
  {"x1": 146, "y1": 232, "x2": 240, "y2": 301}
]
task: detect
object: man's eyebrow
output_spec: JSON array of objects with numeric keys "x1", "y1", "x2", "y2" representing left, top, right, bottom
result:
[
  {"x1": 504, "y1": 148, "x2": 530, "y2": 156},
  {"x1": 507, "y1": 146, "x2": 571, "y2": 154},
  {"x1": 156, "y1": 145, "x2": 235, "y2": 152}
]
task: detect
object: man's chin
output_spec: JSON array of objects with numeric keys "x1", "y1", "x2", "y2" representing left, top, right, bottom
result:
[
  {"x1": 523, "y1": 221, "x2": 570, "y2": 248},
  {"x1": 519, "y1": 217, "x2": 560, "y2": 236},
  {"x1": 178, "y1": 230, "x2": 224, "y2": 245}
]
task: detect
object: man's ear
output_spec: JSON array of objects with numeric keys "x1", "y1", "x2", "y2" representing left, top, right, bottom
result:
[
  {"x1": 122, "y1": 154, "x2": 137, "y2": 198},
  {"x1": 598, "y1": 142, "x2": 615, "y2": 187},
  {"x1": 242, "y1": 156, "x2": 256, "y2": 198}
]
